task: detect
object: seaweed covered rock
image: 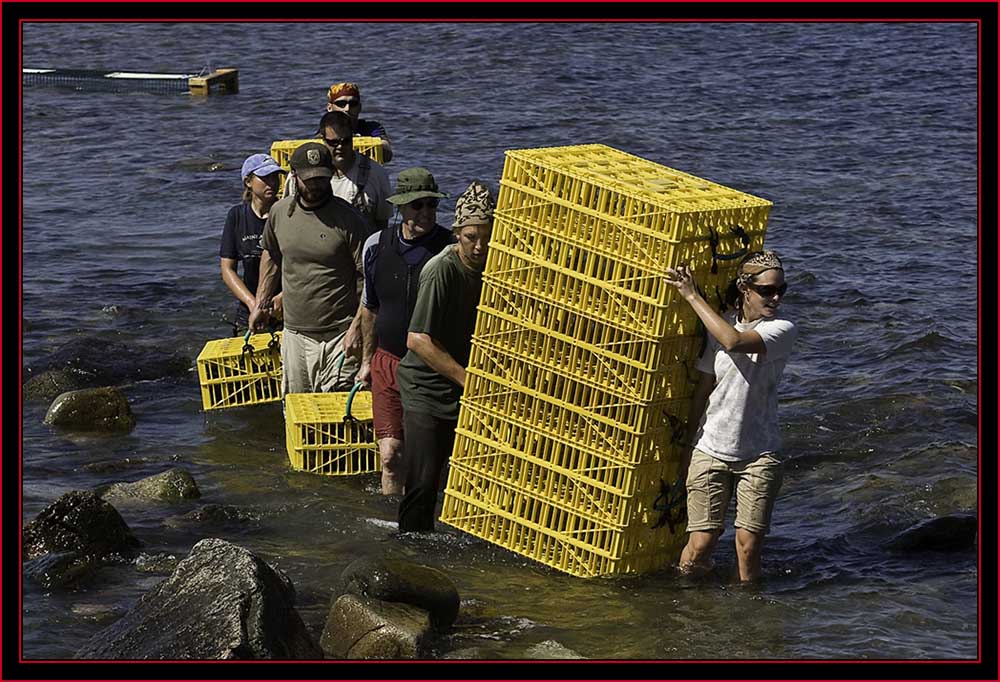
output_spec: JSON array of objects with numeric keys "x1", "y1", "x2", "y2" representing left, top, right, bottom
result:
[
  {"x1": 44, "y1": 387, "x2": 136, "y2": 433},
  {"x1": 24, "y1": 335, "x2": 191, "y2": 389},
  {"x1": 22, "y1": 490, "x2": 140, "y2": 561},
  {"x1": 101, "y1": 468, "x2": 201, "y2": 503},
  {"x1": 340, "y1": 556, "x2": 459, "y2": 629},
  {"x1": 74, "y1": 538, "x2": 322, "y2": 660},
  {"x1": 320, "y1": 593, "x2": 431, "y2": 659},
  {"x1": 22, "y1": 368, "x2": 92, "y2": 402},
  {"x1": 23, "y1": 551, "x2": 102, "y2": 589}
]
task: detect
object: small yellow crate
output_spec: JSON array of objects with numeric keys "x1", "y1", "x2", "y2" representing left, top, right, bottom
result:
[
  {"x1": 196, "y1": 331, "x2": 282, "y2": 411},
  {"x1": 284, "y1": 389, "x2": 379, "y2": 476}
]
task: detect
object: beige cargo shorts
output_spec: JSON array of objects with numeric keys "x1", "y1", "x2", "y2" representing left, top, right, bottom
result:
[{"x1": 685, "y1": 448, "x2": 783, "y2": 535}]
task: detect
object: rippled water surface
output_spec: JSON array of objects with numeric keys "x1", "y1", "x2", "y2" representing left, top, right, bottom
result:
[{"x1": 20, "y1": 22, "x2": 979, "y2": 661}]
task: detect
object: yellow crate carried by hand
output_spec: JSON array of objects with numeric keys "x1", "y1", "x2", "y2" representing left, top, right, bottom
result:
[
  {"x1": 196, "y1": 330, "x2": 282, "y2": 410},
  {"x1": 269, "y1": 136, "x2": 384, "y2": 198},
  {"x1": 284, "y1": 376, "x2": 379, "y2": 476}
]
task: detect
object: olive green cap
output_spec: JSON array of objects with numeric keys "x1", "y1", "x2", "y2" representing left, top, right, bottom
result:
[{"x1": 387, "y1": 167, "x2": 448, "y2": 205}]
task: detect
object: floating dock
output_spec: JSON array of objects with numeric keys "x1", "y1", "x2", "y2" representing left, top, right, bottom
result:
[{"x1": 22, "y1": 67, "x2": 238, "y2": 95}]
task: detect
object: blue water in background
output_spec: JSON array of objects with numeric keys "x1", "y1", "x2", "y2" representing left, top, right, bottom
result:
[{"x1": 20, "y1": 22, "x2": 978, "y2": 660}]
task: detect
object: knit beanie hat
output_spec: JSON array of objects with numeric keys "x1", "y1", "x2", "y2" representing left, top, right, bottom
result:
[{"x1": 452, "y1": 181, "x2": 496, "y2": 229}]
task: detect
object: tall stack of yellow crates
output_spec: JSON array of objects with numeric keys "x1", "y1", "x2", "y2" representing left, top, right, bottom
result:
[{"x1": 439, "y1": 144, "x2": 771, "y2": 578}]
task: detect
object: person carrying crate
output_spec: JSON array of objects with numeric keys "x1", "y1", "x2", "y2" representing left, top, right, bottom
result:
[
  {"x1": 395, "y1": 181, "x2": 496, "y2": 532},
  {"x1": 354, "y1": 167, "x2": 455, "y2": 496},
  {"x1": 250, "y1": 142, "x2": 370, "y2": 394},
  {"x1": 664, "y1": 251, "x2": 797, "y2": 582},
  {"x1": 219, "y1": 153, "x2": 284, "y2": 335}
]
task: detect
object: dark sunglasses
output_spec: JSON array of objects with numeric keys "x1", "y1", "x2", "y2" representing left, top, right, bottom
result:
[
  {"x1": 747, "y1": 282, "x2": 788, "y2": 298},
  {"x1": 332, "y1": 98, "x2": 360, "y2": 108},
  {"x1": 409, "y1": 198, "x2": 439, "y2": 210},
  {"x1": 322, "y1": 136, "x2": 352, "y2": 148}
]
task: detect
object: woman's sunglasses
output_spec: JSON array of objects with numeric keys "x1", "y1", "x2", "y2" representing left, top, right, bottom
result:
[
  {"x1": 408, "y1": 198, "x2": 439, "y2": 210},
  {"x1": 747, "y1": 282, "x2": 788, "y2": 298}
]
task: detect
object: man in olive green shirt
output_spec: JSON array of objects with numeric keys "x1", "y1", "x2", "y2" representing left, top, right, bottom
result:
[
  {"x1": 396, "y1": 181, "x2": 495, "y2": 532},
  {"x1": 251, "y1": 142, "x2": 369, "y2": 394}
]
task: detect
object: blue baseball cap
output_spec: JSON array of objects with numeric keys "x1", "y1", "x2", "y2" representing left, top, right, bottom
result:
[{"x1": 241, "y1": 153, "x2": 282, "y2": 181}]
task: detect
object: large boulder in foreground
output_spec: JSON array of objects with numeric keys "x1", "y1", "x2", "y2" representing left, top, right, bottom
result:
[
  {"x1": 101, "y1": 468, "x2": 201, "y2": 503},
  {"x1": 44, "y1": 387, "x2": 136, "y2": 433},
  {"x1": 23, "y1": 490, "x2": 140, "y2": 561},
  {"x1": 887, "y1": 514, "x2": 978, "y2": 553},
  {"x1": 320, "y1": 594, "x2": 431, "y2": 659},
  {"x1": 340, "y1": 557, "x2": 459, "y2": 629},
  {"x1": 74, "y1": 538, "x2": 322, "y2": 660}
]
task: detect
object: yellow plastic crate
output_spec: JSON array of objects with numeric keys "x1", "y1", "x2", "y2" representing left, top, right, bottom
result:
[
  {"x1": 269, "y1": 136, "x2": 384, "y2": 199},
  {"x1": 196, "y1": 331, "x2": 282, "y2": 410},
  {"x1": 471, "y1": 307, "x2": 701, "y2": 404},
  {"x1": 284, "y1": 389, "x2": 378, "y2": 476},
  {"x1": 440, "y1": 459, "x2": 687, "y2": 578}
]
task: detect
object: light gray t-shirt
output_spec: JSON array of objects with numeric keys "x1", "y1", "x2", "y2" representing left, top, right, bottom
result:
[{"x1": 693, "y1": 310, "x2": 797, "y2": 462}]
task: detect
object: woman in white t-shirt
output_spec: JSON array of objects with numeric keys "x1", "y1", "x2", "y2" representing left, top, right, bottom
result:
[{"x1": 664, "y1": 250, "x2": 797, "y2": 582}]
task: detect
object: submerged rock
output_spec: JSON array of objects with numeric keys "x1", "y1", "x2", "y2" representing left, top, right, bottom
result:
[
  {"x1": 887, "y1": 514, "x2": 978, "y2": 553},
  {"x1": 340, "y1": 557, "x2": 459, "y2": 629},
  {"x1": 133, "y1": 552, "x2": 179, "y2": 574},
  {"x1": 24, "y1": 551, "x2": 101, "y2": 589},
  {"x1": 524, "y1": 639, "x2": 586, "y2": 659},
  {"x1": 44, "y1": 387, "x2": 136, "y2": 433},
  {"x1": 320, "y1": 593, "x2": 431, "y2": 659},
  {"x1": 22, "y1": 490, "x2": 140, "y2": 561},
  {"x1": 24, "y1": 335, "x2": 191, "y2": 389},
  {"x1": 101, "y1": 468, "x2": 201, "y2": 503},
  {"x1": 74, "y1": 538, "x2": 322, "y2": 660},
  {"x1": 22, "y1": 368, "x2": 92, "y2": 401},
  {"x1": 165, "y1": 504, "x2": 265, "y2": 527}
]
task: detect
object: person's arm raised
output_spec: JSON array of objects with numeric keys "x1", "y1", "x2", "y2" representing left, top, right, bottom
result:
[{"x1": 665, "y1": 264, "x2": 766, "y2": 355}]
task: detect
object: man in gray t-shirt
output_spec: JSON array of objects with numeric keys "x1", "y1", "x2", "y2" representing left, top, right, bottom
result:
[{"x1": 251, "y1": 142, "x2": 369, "y2": 394}]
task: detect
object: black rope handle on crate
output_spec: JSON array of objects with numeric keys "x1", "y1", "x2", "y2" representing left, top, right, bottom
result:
[
  {"x1": 651, "y1": 478, "x2": 688, "y2": 532},
  {"x1": 662, "y1": 412, "x2": 689, "y2": 446},
  {"x1": 240, "y1": 330, "x2": 261, "y2": 372},
  {"x1": 709, "y1": 224, "x2": 752, "y2": 274}
]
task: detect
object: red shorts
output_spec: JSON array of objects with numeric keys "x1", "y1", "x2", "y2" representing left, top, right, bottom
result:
[{"x1": 371, "y1": 347, "x2": 404, "y2": 440}]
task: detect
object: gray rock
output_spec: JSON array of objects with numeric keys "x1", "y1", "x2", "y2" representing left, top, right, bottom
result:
[
  {"x1": 524, "y1": 639, "x2": 586, "y2": 659},
  {"x1": 23, "y1": 490, "x2": 140, "y2": 561},
  {"x1": 887, "y1": 514, "x2": 978, "y2": 552},
  {"x1": 71, "y1": 602, "x2": 127, "y2": 623},
  {"x1": 320, "y1": 593, "x2": 431, "y2": 659},
  {"x1": 442, "y1": 647, "x2": 485, "y2": 659},
  {"x1": 24, "y1": 551, "x2": 101, "y2": 589},
  {"x1": 340, "y1": 557, "x2": 459, "y2": 629},
  {"x1": 102, "y1": 468, "x2": 201, "y2": 503},
  {"x1": 23, "y1": 368, "x2": 91, "y2": 401},
  {"x1": 74, "y1": 538, "x2": 322, "y2": 660},
  {"x1": 44, "y1": 387, "x2": 136, "y2": 433}
]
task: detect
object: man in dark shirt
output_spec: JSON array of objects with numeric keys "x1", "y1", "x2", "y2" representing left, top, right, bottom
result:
[
  {"x1": 356, "y1": 167, "x2": 453, "y2": 495},
  {"x1": 325, "y1": 82, "x2": 394, "y2": 162}
]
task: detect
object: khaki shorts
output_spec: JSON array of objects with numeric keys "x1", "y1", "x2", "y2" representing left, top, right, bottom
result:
[
  {"x1": 280, "y1": 326, "x2": 359, "y2": 395},
  {"x1": 685, "y1": 448, "x2": 783, "y2": 535}
]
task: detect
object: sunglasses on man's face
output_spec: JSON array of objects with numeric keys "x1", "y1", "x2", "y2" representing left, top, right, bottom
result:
[
  {"x1": 333, "y1": 98, "x2": 360, "y2": 108},
  {"x1": 408, "y1": 198, "x2": 439, "y2": 211},
  {"x1": 747, "y1": 282, "x2": 788, "y2": 298},
  {"x1": 322, "y1": 136, "x2": 352, "y2": 148}
]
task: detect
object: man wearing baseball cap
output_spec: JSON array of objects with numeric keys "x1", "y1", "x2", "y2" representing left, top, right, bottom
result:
[
  {"x1": 354, "y1": 167, "x2": 454, "y2": 495},
  {"x1": 219, "y1": 153, "x2": 282, "y2": 333},
  {"x1": 250, "y1": 142, "x2": 371, "y2": 395},
  {"x1": 325, "y1": 82, "x2": 394, "y2": 163}
]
